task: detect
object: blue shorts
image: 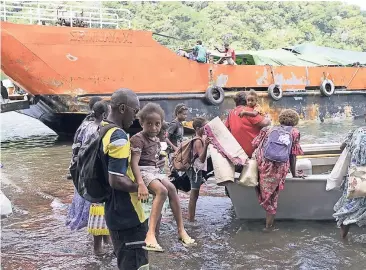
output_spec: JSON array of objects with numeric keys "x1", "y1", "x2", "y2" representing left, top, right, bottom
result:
[{"x1": 187, "y1": 167, "x2": 203, "y2": 190}]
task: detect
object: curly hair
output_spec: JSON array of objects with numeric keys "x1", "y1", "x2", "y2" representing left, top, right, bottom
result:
[
  {"x1": 279, "y1": 109, "x2": 299, "y2": 126},
  {"x1": 233, "y1": 92, "x2": 247, "y2": 106},
  {"x1": 247, "y1": 89, "x2": 258, "y2": 100},
  {"x1": 192, "y1": 117, "x2": 207, "y2": 130},
  {"x1": 174, "y1": 103, "x2": 188, "y2": 116},
  {"x1": 137, "y1": 102, "x2": 165, "y2": 123}
]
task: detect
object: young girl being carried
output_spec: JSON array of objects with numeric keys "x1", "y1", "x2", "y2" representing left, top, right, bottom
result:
[
  {"x1": 130, "y1": 103, "x2": 195, "y2": 252},
  {"x1": 187, "y1": 117, "x2": 211, "y2": 222},
  {"x1": 239, "y1": 89, "x2": 265, "y2": 118}
]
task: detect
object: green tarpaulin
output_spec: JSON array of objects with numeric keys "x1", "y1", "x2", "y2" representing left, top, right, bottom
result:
[
  {"x1": 208, "y1": 43, "x2": 366, "y2": 66},
  {"x1": 285, "y1": 44, "x2": 366, "y2": 66}
]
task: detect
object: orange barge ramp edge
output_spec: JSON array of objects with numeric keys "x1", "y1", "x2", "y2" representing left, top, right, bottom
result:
[{"x1": 1, "y1": 22, "x2": 366, "y2": 137}]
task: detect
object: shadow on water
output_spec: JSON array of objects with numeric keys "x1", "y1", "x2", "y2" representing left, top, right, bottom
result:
[{"x1": 1, "y1": 112, "x2": 366, "y2": 269}]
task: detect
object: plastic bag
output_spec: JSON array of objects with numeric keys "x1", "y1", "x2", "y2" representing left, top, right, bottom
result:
[{"x1": 326, "y1": 148, "x2": 350, "y2": 191}]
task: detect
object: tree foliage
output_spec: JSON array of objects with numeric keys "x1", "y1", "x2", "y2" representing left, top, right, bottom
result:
[
  {"x1": 3, "y1": 1, "x2": 366, "y2": 51},
  {"x1": 103, "y1": 1, "x2": 366, "y2": 51}
]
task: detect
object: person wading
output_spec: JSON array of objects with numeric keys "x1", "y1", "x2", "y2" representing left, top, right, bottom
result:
[{"x1": 101, "y1": 88, "x2": 148, "y2": 270}]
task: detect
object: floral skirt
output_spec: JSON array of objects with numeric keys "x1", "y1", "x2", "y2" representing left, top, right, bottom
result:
[
  {"x1": 333, "y1": 179, "x2": 366, "y2": 227},
  {"x1": 66, "y1": 189, "x2": 91, "y2": 231}
]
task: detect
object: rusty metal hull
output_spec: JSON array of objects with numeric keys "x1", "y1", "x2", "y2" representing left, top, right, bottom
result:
[
  {"x1": 2, "y1": 22, "x2": 366, "y2": 97},
  {"x1": 19, "y1": 91, "x2": 366, "y2": 138}
]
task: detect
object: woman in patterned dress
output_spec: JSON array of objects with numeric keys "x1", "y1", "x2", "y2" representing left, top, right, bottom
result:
[
  {"x1": 252, "y1": 109, "x2": 304, "y2": 230},
  {"x1": 333, "y1": 113, "x2": 366, "y2": 238},
  {"x1": 66, "y1": 100, "x2": 110, "y2": 255}
]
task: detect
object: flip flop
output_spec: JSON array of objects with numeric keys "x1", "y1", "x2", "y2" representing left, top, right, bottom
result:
[
  {"x1": 143, "y1": 243, "x2": 165, "y2": 252},
  {"x1": 178, "y1": 236, "x2": 197, "y2": 247}
]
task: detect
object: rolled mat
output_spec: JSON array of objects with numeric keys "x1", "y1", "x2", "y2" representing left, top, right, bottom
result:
[
  {"x1": 204, "y1": 117, "x2": 248, "y2": 185},
  {"x1": 204, "y1": 117, "x2": 248, "y2": 166},
  {"x1": 209, "y1": 145, "x2": 235, "y2": 185}
]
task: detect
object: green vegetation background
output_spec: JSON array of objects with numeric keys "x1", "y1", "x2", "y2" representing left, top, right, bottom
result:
[
  {"x1": 3, "y1": 1, "x2": 366, "y2": 53},
  {"x1": 102, "y1": 1, "x2": 366, "y2": 52}
]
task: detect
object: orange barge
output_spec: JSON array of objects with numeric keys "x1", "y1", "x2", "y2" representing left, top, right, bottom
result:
[{"x1": 1, "y1": 12, "x2": 366, "y2": 136}]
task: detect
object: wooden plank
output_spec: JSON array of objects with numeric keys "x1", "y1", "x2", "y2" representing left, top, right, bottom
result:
[{"x1": 1, "y1": 100, "x2": 30, "y2": 113}]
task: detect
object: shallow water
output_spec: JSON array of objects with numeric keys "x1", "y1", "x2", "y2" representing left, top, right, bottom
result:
[{"x1": 1, "y1": 112, "x2": 366, "y2": 270}]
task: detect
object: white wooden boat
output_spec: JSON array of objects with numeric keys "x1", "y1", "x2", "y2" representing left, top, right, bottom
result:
[
  {"x1": 0, "y1": 190, "x2": 13, "y2": 218},
  {"x1": 225, "y1": 143, "x2": 342, "y2": 220}
]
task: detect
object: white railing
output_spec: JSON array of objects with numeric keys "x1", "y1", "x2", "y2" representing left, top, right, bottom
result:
[{"x1": 0, "y1": 0, "x2": 132, "y2": 29}]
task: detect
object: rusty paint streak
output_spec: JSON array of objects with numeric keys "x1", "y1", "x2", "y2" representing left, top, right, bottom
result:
[
  {"x1": 256, "y1": 67, "x2": 269, "y2": 85},
  {"x1": 216, "y1": 74, "x2": 228, "y2": 87},
  {"x1": 274, "y1": 72, "x2": 307, "y2": 86}
]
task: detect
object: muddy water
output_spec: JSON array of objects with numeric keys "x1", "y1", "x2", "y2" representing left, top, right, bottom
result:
[{"x1": 1, "y1": 112, "x2": 366, "y2": 270}]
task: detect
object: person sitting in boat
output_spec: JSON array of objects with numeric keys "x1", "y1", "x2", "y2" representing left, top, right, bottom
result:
[
  {"x1": 214, "y1": 43, "x2": 236, "y2": 65},
  {"x1": 225, "y1": 92, "x2": 270, "y2": 159},
  {"x1": 177, "y1": 41, "x2": 207, "y2": 63},
  {"x1": 252, "y1": 109, "x2": 304, "y2": 230},
  {"x1": 192, "y1": 40, "x2": 207, "y2": 63},
  {"x1": 333, "y1": 116, "x2": 366, "y2": 239}
]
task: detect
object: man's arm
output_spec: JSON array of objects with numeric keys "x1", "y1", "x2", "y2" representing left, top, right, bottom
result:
[
  {"x1": 215, "y1": 46, "x2": 225, "y2": 53},
  {"x1": 108, "y1": 174, "x2": 138, "y2": 192},
  {"x1": 256, "y1": 117, "x2": 271, "y2": 128},
  {"x1": 105, "y1": 129, "x2": 139, "y2": 193}
]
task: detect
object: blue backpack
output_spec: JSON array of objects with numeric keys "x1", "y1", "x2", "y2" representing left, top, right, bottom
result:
[{"x1": 263, "y1": 126, "x2": 293, "y2": 163}]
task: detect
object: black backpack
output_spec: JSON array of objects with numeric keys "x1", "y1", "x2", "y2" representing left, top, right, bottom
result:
[{"x1": 70, "y1": 123, "x2": 117, "y2": 203}]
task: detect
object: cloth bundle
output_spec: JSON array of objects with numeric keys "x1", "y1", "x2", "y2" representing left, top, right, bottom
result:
[{"x1": 205, "y1": 117, "x2": 257, "y2": 186}]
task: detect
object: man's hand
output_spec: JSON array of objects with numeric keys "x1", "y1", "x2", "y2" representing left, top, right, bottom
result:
[{"x1": 138, "y1": 183, "x2": 149, "y2": 202}]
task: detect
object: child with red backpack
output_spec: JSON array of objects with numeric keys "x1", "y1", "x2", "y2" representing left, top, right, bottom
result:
[{"x1": 252, "y1": 109, "x2": 304, "y2": 230}]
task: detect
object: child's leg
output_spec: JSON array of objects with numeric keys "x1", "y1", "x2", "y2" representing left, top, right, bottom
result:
[
  {"x1": 152, "y1": 195, "x2": 162, "y2": 237},
  {"x1": 161, "y1": 179, "x2": 191, "y2": 240},
  {"x1": 103, "y1": 235, "x2": 112, "y2": 245},
  {"x1": 340, "y1": 224, "x2": 351, "y2": 238},
  {"x1": 146, "y1": 180, "x2": 168, "y2": 246},
  {"x1": 156, "y1": 213, "x2": 162, "y2": 237},
  {"x1": 188, "y1": 189, "x2": 200, "y2": 222},
  {"x1": 93, "y1": 235, "x2": 103, "y2": 255},
  {"x1": 188, "y1": 169, "x2": 202, "y2": 222}
]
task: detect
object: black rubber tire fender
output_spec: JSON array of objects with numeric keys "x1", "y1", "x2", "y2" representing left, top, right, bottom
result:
[
  {"x1": 205, "y1": 86, "x2": 225, "y2": 105},
  {"x1": 268, "y1": 84, "x2": 283, "y2": 101},
  {"x1": 320, "y1": 79, "x2": 335, "y2": 97}
]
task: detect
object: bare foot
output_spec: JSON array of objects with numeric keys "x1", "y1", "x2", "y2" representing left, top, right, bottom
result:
[
  {"x1": 103, "y1": 235, "x2": 112, "y2": 246},
  {"x1": 94, "y1": 247, "x2": 105, "y2": 256},
  {"x1": 340, "y1": 224, "x2": 350, "y2": 239}
]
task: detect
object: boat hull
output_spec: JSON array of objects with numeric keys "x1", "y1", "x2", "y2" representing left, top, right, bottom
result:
[
  {"x1": 19, "y1": 90, "x2": 366, "y2": 138},
  {"x1": 226, "y1": 176, "x2": 341, "y2": 220}
]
